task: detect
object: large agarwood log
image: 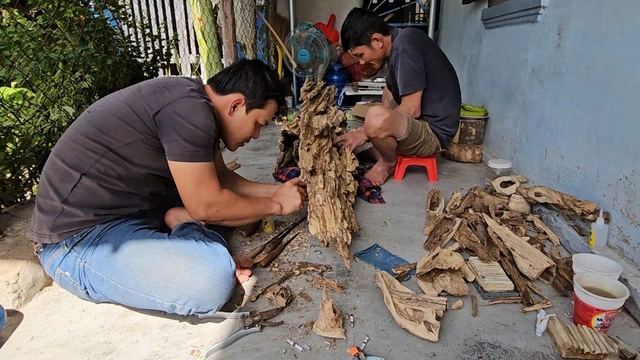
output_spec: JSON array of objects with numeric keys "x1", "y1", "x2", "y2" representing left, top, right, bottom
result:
[
  {"x1": 443, "y1": 142, "x2": 482, "y2": 163},
  {"x1": 284, "y1": 79, "x2": 359, "y2": 268}
]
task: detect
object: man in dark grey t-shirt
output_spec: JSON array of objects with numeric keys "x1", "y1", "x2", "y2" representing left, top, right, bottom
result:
[
  {"x1": 27, "y1": 59, "x2": 305, "y2": 316},
  {"x1": 336, "y1": 8, "x2": 461, "y2": 185}
]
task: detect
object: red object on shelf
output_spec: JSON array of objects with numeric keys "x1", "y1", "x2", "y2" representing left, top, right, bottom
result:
[
  {"x1": 394, "y1": 154, "x2": 438, "y2": 182},
  {"x1": 338, "y1": 51, "x2": 378, "y2": 81},
  {"x1": 315, "y1": 14, "x2": 340, "y2": 44}
]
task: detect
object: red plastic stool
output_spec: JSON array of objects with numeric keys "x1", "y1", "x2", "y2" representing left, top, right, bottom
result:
[{"x1": 393, "y1": 154, "x2": 438, "y2": 182}]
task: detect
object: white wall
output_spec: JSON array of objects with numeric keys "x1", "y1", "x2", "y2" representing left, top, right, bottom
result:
[{"x1": 277, "y1": 0, "x2": 363, "y2": 35}]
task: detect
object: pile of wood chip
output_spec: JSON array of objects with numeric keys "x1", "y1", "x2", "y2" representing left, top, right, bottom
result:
[{"x1": 378, "y1": 175, "x2": 609, "y2": 348}]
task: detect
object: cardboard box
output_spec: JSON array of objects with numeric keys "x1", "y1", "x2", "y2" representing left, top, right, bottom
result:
[{"x1": 350, "y1": 102, "x2": 381, "y2": 120}]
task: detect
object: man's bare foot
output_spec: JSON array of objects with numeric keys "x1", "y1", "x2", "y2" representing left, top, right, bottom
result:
[
  {"x1": 164, "y1": 207, "x2": 197, "y2": 230},
  {"x1": 356, "y1": 146, "x2": 382, "y2": 164},
  {"x1": 364, "y1": 160, "x2": 396, "y2": 186},
  {"x1": 233, "y1": 256, "x2": 253, "y2": 284}
]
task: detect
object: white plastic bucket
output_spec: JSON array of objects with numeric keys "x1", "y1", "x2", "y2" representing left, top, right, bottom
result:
[
  {"x1": 572, "y1": 273, "x2": 630, "y2": 333},
  {"x1": 572, "y1": 253, "x2": 623, "y2": 279}
]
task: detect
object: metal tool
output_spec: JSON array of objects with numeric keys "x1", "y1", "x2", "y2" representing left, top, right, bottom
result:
[
  {"x1": 246, "y1": 217, "x2": 305, "y2": 260},
  {"x1": 258, "y1": 232, "x2": 301, "y2": 268},
  {"x1": 199, "y1": 308, "x2": 284, "y2": 358}
]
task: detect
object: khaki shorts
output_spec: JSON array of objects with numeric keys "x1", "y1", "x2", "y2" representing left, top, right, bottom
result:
[{"x1": 396, "y1": 114, "x2": 442, "y2": 157}]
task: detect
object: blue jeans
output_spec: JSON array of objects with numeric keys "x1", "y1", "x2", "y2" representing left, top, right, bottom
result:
[{"x1": 37, "y1": 213, "x2": 237, "y2": 316}]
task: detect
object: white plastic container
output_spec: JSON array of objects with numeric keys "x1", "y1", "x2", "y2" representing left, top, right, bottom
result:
[
  {"x1": 572, "y1": 253, "x2": 623, "y2": 279},
  {"x1": 485, "y1": 159, "x2": 513, "y2": 185},
  {"x1": 573, "y1": 272, "x2": 630, "y2": 333},
  {"x1": 589, "y1": 209, "x2": 609, "y2": 249}
]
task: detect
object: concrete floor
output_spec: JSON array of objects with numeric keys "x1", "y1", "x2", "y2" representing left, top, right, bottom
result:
[{"x1": 1, "y1": 123, "x2": 639, "y2": 359}]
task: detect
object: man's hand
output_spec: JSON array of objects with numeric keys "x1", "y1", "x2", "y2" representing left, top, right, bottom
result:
[
  {"x1": 333, "y1": 128, "x2": 368, "y2": 151},
  {"x1": 271, "y1": 178, "x2": 305, "y2": 215}
]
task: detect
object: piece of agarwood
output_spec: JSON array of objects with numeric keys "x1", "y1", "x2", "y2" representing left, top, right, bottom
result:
[
  {"x1": 547, "y1": 317, "x2": 611, "y2": 359},
  {"x1": 611, "y1": 337, "x2": 637, "y2": 360},
  {"x1": 292, "y1": 79, "x2": 359, "y2": 268},
  {"x1": 238, "y1": 220, "x2": 262, "y2": 237},
  {"x1": 484, "y1": 214, "x2": 555, "y2": 280},
  {"x1": 488, "y1": 228, "x2": 535, "y2": 305},
  {"x1": 395, "y1": 269, "x2": 411, "y2": 282},
  {"x1": 250, "y1": 262, "x2": 332, "y2": 302},
  {"x1": 513, "y1": 174, "x2": 528, "y2": 184},
  {"x1": 522, "y1": 301, "x2": 552, "y2": 312},
  {"x1": 445, "y1": 242, "x2": 462, "y2": 252},
  {"x1": 508, "y1": 194, "x2": 531, "y2": 214},
  {"x1": 375, "y1": 272, "x2": 447, "y2": 342},
  {"x1": 443, "y1": 142, "x2": 482, "y2": 163},
  {"x1": 566, "y1": 323, "x2": 588, "y2": 353},
  {"x1": 551, "y1": 272, "x2": 573, "y2": 297},
  {"x1": 491, "y1": 176, "x2": 521, "y2": 196},
  {"x1": 423, "y1": 215, "x2": 462, "y2": 252},
  {"x1": 480, "y1": 298, "x2": 522, "y2": 306},
  {"x1": 598, "y1": 332, "x2": 618, "y2": 355},
  {"x1": 225, "y1": 158, "x2": 241, "y2": 171},
  {"x1": 392, "y1": 262, "x2": 417, "y2": 274},
  {"x1": 454, "y1": 219, "x2": 497, "y2": 261},
  {"x1": 550, "y1": 245, "x2": 562, "y2": 263},
  {"x1": 424, "y1": 189, "x2": 445, "y2": 236},
  {"x1": 466, "y1": 211, "x2": 491, "y2": 246},
  {"x1": 314, "y1": 277, "x2": 346, "y2": 292},
  {"x1": 468, "y1": 257, "x2": 514, "y2": 292},
  {"x1": 417, "y1": 277, "x2": 439, "y2": 296},
  {"x1": 419, "y1": 269, "x2": 470, "y2": 296},
  {"x1": 265, "y1": 285, "x2": 293, "y2": 308},
  {"x1": 527, "y1": 282, "x2": 549, "y2": 302},
  {"x1": 528, "y1": 215, "x2": 560, "y2": 246},
  {"x1": 460, "y1": 262, "x2": 476, "y2": 282},
  {"x1": 416, "y1": 248, "x2": 471, "y2": 296},
  {"x1": 471, "y1": 295, "x2": 478, "y2": 317},
  {"x1": 578, "y1": 325, "x2": 600, "y2": 355},
  {"x1": 451, "y1": 299, "x2": 464, "y2": 310},
  {"x1": 470, "y1": 187, "x2": 510, "y2": 217},
  {"x1": 298, "y1": 291, "x2": 312, "y2": 302},
  {"x1": 572, "y1": 224, "x2": 590, "y2": 237},
  {"x1": 445, "y1": 191, "x2": 464, "y2": 214},
  {"x1": 312, "y1": 289, "x2": 346, "y2": 339},
  {"x1": 548, "y1": 318, "x2": 618, "y2": 359},
  {"x1": 449, "y1": 191, "x2": 477, "y2": 216},
  {"x1": 416, "y1": 247, "x2": 465, "y2": 275},
  {"x1": 540, "y1": 266, "x2": 558, "y2": 286},
  {"x1": 517, "y1": 186, "x2": 603, "y2": 222}
]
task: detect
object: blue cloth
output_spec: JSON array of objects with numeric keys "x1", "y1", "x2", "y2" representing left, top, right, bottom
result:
[
  {"x1": 37, "y1": 209, "x2": 237, "y2": 316},
  {"x1": 355, "y1": 243, "x2": 415, "y2": 281}
]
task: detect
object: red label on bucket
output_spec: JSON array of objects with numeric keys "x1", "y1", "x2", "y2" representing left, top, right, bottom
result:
[{"x1": 572, "y1": 292, "x2": 620, "y2": 333}]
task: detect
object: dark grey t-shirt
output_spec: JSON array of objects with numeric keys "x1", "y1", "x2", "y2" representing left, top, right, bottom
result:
[
  {"x1": 27, "y1": 77, "x2": 218, "y2": 244},
  {"x1": 386, "y1": 28, "x2": 461, "y2": 148}
]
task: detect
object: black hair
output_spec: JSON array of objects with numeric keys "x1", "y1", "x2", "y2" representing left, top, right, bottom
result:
[
  {"x1": 341, "y1": 7, "x2": 392, "y2": 51},
  {"x1": 206, "y1": 59, "x2": 287, "y2": 115}
]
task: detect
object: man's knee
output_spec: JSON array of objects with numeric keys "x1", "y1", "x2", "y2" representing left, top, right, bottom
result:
[
  {"x1": 364, "y1": 106, "x2": 393, "y2": 138},
  {"x1": 180, "y1": 249, "x2": 237, "y2": 314}
]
